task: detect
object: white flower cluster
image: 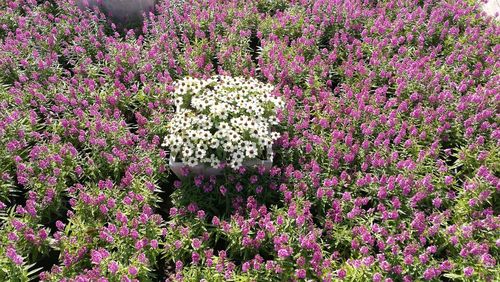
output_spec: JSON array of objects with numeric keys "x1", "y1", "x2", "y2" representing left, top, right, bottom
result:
[{"x1": 163, "y1": 75, "x2": 283, "y2": 169}]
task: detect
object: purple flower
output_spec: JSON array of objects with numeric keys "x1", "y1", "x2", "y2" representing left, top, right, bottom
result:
[
  {"x1": 337, "y1": 269, "x2": 346, "y2": 279},
  {"x1": 188, "y1": 249, "x2": 199, "y2": 261},
  {"x1": 128, "y1": 266, "x2": 138, "y2": 276},
  {"x1": 463, "y1": 267, "x2": 474, "y2": 277},
  {"x1": 219, "y1": 185, "x2": 227, "y2": 196},
  {"x1": 90, "y1": 250, "x2": 103, "y2": 265},
  {"x1": 6, "y1": 247, "x2": 23, "y2": 265},
  {"x1": 295, "y1": 268, "x2": 306, "y2": 279},
  {"x1": 191, "y1": 238, "x2": 202, "y2": 249},
  {"x1": 108, "y1": 261, "x2": 119, "y2": 274},
  {"x1": 150, "y1": 239, "x2": 158, "y2": 249},
  {"x1": 277, "y1": 248, "x2": 290, "y2": 258},
  {"x1": 175, "y1": 260, "x2": 183, "y2": 271},
  {"x1": 242, "y1": 262, "x2": 250, "y2": 272},
  {"x1": 212, "y1": 216, "x2": 220, "y2": 226},
  {"x1": 169, "y1": 208, "x2": 178, "y2": 217},
  {"x1": 481, "y1": 254, "x2": 496, "y2": 267},
  {"x1": 423, "y1": 267, "x2": 440, "y2": 280},
  {"x1": 249, "y1": 175, "x2": 258, "y2": 184},
  {"x1": 197, "y1": 210, "x2": 206, "y2": 219}
]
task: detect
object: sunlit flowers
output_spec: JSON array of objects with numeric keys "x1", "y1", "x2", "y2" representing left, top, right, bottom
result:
[{"x1": 163, "y1": 75, "x2": 283, "y2": 169}]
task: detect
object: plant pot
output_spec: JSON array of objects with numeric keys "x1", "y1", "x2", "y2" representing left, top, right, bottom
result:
[
  {"x1": 77, "y1": 0, "x2": 156, "y2": 28},
  {"x1": 169, "y1": 147, "x2": 273, "y2": 179}
]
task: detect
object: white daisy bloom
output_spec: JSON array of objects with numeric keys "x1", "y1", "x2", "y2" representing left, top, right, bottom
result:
[
  {"x1": 187, "y1": 157, "x2": 198, "y2": 167},
  {"x1": 195, "y1": 148, "x2": 206, "y2": 159},
  {"x1": 209, "y1": 138, "x2": 220, "y2": 149},
  {"x1": 245, "y1": 143, "x2": 258, "y2": 158},
  {"x1": 182, "y1": 147, "x2": 193, "y2": 158}
]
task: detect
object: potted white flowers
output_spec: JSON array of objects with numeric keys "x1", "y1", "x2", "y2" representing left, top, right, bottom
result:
[{"x1": 163, "y1": 75, "x2": 283, "y2": 178}]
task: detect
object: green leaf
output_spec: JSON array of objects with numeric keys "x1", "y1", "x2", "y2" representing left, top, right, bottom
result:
[{"x1": 443, "y1": 273, "x2": 463, "y2": 280}]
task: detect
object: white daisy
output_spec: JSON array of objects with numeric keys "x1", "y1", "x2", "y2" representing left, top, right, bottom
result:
[{"x1": 187, "y1": 157, "x2": 198, "y2": 167}]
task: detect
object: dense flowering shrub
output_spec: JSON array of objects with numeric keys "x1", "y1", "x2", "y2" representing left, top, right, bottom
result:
[
  {"x1": 0, "y1": 0, "x2": 498, "y2": 281},
  {"x1": 163, "y1": 75, "x2": 282, "y2": 168}
]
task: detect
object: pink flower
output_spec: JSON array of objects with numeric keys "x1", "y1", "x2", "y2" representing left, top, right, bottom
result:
[
  {"x1": 150, "y1": 239, "x2": 158, "y2": 249},
  {"x1": 108, "y1": 261, "x2": 119, "y2": 274},
  {"x1": 372, "y1": 273, "x2": 382, "y2": 282},
  {"x1": 6, "y1": 247, "x2": 23, "y2": 265},
  {"x1": 192, "y1": 252, "x2": 200, "y2": 264},
  {"x1": 463, "y1": 266, "x2": 474, "y2": 277},
  {"x1": 175, "y1": 260, "x2": 183, "y2": 271},
  {"x1": 277, "y1": 248, "x2": 290, "y2": 258},
  {"x1": 242, "y1": 262, "x2": 250, "y2": 272},
  {"x1": 295, "y1": 269, "x2": 306, "y2": 279},
  {"x1": 128, "y1": 266, "x2": 138, "y2": 276},
  {"x1": 191, "y1": 238, "x2": 202, "y2": 249},
  {"x1": 219, "y1": 185, "x2": 227, "y2": 196},
  {"x1": 212, "y1": 216, "x2": 220, "y2": 226},
  {"x1": 337, "y1": 269, "x2": 346, "y2": 279}
]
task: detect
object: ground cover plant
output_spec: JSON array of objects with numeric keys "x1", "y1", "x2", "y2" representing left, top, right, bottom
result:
[{"x1": 0, "y1": 0, "x2": 498, "y2": 281}]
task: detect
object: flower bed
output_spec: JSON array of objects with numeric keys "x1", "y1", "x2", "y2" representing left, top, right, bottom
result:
[{"x1": 0, "y1": 0, "x2": 498, "y2": 281}]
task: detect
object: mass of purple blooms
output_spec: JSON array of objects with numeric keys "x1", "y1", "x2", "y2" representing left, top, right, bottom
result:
[{"x1": 0, "y1": 0, "x2": 498, "y2": 281}]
